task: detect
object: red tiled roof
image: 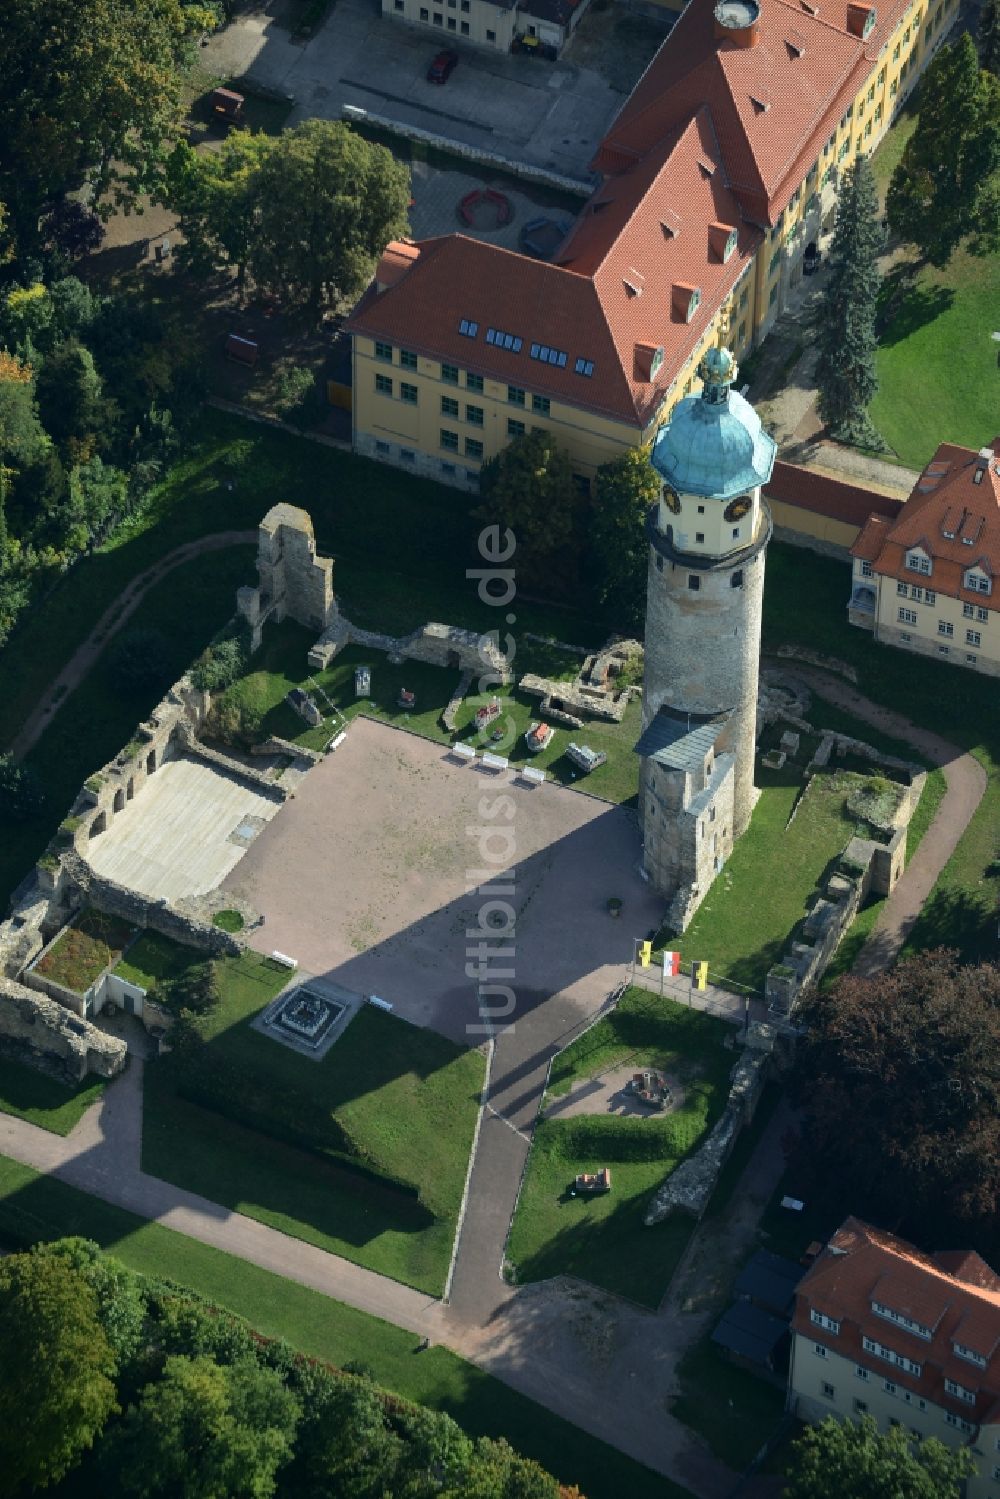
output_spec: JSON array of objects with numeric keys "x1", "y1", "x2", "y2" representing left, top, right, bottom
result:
[
  {"x1": 593, "y1": 0, "x2": 911, "y2": 223},
  {"x1": 850, "y1": 439, "x2": 1000, "y2": 608},
  {"x1": 347, "y1": 112, "x2": 762, "y2": 427},
  {"x1": 766, "y1": 460, "x2": 903, "y2": 529},
  {"x1": 793, "y1": 1218, "x2": 1000, "y2": 1426}
]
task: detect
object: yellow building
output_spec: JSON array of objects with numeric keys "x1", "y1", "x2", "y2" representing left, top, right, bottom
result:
[
  {"x1": 790, "y1": 1218, "x2": 1000, "y2": 1499},
  {"x1": 348, "y1": 0, "x2": 959, "y2": 489},
  {"x1": 850, "y1": 438, "x2": 1000, "y2": 678},
  {"x1": 380, "y1": 0, "x2": 592, "y2": 53}
]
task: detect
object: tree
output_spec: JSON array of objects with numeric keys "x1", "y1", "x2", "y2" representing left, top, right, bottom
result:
[
  {"x1": 0, "y1": 750, "x2": 44, "y2": 821},
  {"x1": 590, "y1": 447, "x2": 660, "y2": 632},
  {"x1": 35, "y1": 338, "x2": 116, "y2": 458},
  {"x1": 886, "y1": 35, "x2": 1000, "y2": 265},
  {"x1": 785, "y1": 1414, "x2": 974, "y2": 1498},
  {"x1": 166, "y1": 960, "x2": 220, "y2": 1015},
  {"x1": 33, "y1": 1238, "x2": 146, "y2": 1369},
  {"x1": 0, "y1": 1250, "x2": 118, "y2": 1490},
  {"x1": 815, "y1": 154, "x2": 883, "y2": 446},
  {"x1": 0, "y1": 0, "x2": 198, "y2": 246},
  {"x1": 248, "y1": 120, "x2": 411, "y2": 312},
  {"x1": 101, "y1": 1354, "x2": 298, "y2": 1499},
  {"x1": 165, "y1": 132, "x2": 273, "y2": 296},
  {"x1": 981, "y1": 0, "x2": 1000, "y2": 75},
  {"x1": 791, "y1": 951, "x2": 1000, "y2": 1250},
  {"x1": 282, "y1": 1365, "x2": 403, "y2": 1498},
  {"x1": 476, "y1": 428, "x2": 583, "y2": 591},
  {"x1": 41, "y1": 199, "x2": 107, "y2": 260}
]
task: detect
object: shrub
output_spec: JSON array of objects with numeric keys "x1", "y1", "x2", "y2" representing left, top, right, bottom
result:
[
  {"x1": 190, "y1": 635, "x2": 247, "y2": 693},
  {"x1": 111, "y1": 627, "x2": 172, "y2": 694}
]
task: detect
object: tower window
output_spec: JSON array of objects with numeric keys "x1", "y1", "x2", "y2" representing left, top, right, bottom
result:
[
  {"x1": 697, "y1": 504, "x2": 706, "y2": 514},
  {"x1": 696, "y1": 532, "x2": 705, "y2": 543},
  {"x1": 688, "y1": 575, "x2": 700, "y2": 591},
  {"x1": 656, "y1": 554, "x2": 663, "y2": 571},
  {"x1": 732, "y1": 527, "x2": 741, "y2": 538},
  {"x1": 731, "y1": 570, "x2": 744, "y2": 588}
]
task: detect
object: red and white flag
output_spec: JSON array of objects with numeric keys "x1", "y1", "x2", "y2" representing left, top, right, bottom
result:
[{"x1": 663, "y1": 950, "x2": 681, "y2": 977}]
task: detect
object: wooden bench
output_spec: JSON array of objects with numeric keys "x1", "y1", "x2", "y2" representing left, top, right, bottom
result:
[
  {"x1": 271, "y1": 950, "x2": 298, "y2": 970},
  {"x1": 325, "y1": 731, "x2": 347, "y2": 752},
  {"x1": 450, "y1": 742, "x2": 476, "y2": 762},
  {"x1": 481, "y1": 751, "x2": 509, "y2": 772},
  {"x1": 519, "y1": 766, "x2": 546, "y2": 786}
]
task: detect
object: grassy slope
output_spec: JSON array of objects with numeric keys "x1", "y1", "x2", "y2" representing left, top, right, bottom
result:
[
  {"x1": 142, "y1": 951, "x2": 484, "y2": 1295},
  {"x1": 506, "y1": 989, "x2": 733, "y2": 1305},
  {"x1": 0, "y1": 1155, "x2": 684, "y2": 1499},
  {"x1": 0, "y1": 1061, "x2": 105, "y2": 1136}
]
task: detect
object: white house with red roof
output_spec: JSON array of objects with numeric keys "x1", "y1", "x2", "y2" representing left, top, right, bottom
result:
[{"x1": 789, "y1": 1217, "x2": 1000, "y2": 1497}]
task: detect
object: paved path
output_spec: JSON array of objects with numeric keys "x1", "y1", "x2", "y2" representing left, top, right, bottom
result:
[
  {"x1": 8, "y1": 532, "x2": 257, "y2": 760},
  {"x1": 783, "y1": 667, "x2": 987, "y2": 973}
]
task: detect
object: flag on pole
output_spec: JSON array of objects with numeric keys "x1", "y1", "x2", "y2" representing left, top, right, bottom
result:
[
  {"x1": 663, "y1": 950, "x2": 681, "y2": 977},
  {"x1": 694, "y1": 960, "x2": 709, "y2": 991},
  {"x1": 639, "y1": 940, "x2": 653, "y2": 967}
]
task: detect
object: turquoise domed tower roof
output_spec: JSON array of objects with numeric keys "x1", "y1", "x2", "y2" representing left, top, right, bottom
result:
[{"x1": 651, "y1": 348, "x2": 777, "y2": 499}]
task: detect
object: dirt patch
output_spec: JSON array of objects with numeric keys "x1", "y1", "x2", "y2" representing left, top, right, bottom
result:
[{"x1": 545, "y1": 1063, "x2": 686, "y2": 1120}]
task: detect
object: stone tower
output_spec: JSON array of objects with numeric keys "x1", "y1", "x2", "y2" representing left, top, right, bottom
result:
[{"x1": 635, "y1": 347, "x2": 776, "y2": 930}]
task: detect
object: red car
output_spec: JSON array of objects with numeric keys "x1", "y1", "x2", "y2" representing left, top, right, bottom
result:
[{"x1": 427, "y1": 48, "x2": 459, "y2": 83}]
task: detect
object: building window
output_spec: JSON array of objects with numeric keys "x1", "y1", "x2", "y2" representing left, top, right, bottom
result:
[
  {"x1": 854, "y1": 1399, "x2": 868, "y2": 1414},
  {"x1": 688, "y1": 575, "x2": 701, "y2": 591},
  {"x1": 399, "y1": 449, "x2": 415, "y2": 462},
  {"x1": 507, "y1": 418, "x2": 525, "y2": 437},
  {"x1": 897, "y1": 581, "x2": 908, "y2": 596},
  {"x1": 811, "y1": 1311, "x2": 841, "y2": 1334},
  {"x1": 732, "y1": 527, "x2": 741, "y2": 539},
  {"x1": 375, "y1": 440, "x2": 390, "y2": 454},
  {"x1": 977, "y1": 606, "x2": 988, "y2": 622},
  {"x1": 419, "y1": 4, "x2": 428, "y2": 15},
  {"x1": 465, "y1": 404, "x2": 484, "y2": 426},
  {"x1": 394, "y1": 0, "x2": 404, "y2": 9},
  {"x1": 938, "y1": 644, "x2": 950, "y2": 655},
  {"x1": 532, "y1": 394, "x2": 550, "y2": 415},
  {"x1": 465, "y1": 437, "x2": 484, "y2": 460},
  {"x1": 656, "y1": 554, "x2": 663, "y2": 572},
  {"x1": 375, "y1": 374, "x2": 393, "y2": 396},
  {"x1": 461, "y1": 0, "x2": 469, "y2": 8},
  {"x1": 963, "y1": 602, "x2": 974, "y2": 618},
  {"x1": 447, "y1": 17, "x2": 456, "y2": 29},
  {"x1": 440, "y1": 429, "x2": 459, "y2": 452},
  {"x1": 884, "y1": 1379, "x2": 897, "y2": 1395},
  {"x1": 400, "y1": 349, "x2": 417, "y2": 369},
  {"x1": 696, "y1": 532, "x2": 705, "y2": 543},
  {"x1": 906, "y1": 549, "x2": 931, "y2": 574},
  {"x1": 924, "y1": 589, "x2": 936, "y2": 604},
  {"x1": 486, "y1": 26, "x2": 495, "y2": 39},
  {"x1": 508, "y1": 385, "x2": 525, "y2": 406},
  {"x1": 458, "y1": 319, "x2": 478, "y2": 338},
  {"x1": 400, "y1": 382, "x2": 418, "y2": 404},
  {"x1": 821, "y1": 1381, "x2": 835, "y2": 1399},
  {"x1": 944, "y1": 1378, "x2": 977, "y2": 1404},
  {"x1": 433, "y1": 11, "x2": 443, "y2": 22},
  {"x1": 442, "y1": 363, "x2": 459, "y2": 384},
  {"x1": 442, "y1": 396, "x2": 459, "y2": 417},
  {"x1": 731, "y1": 570, "x2": 744, "y2": 588},
  {"x1": 739, "y1": 287, "x2": 749, "y2": 309},
  {"x1": 966, "y1": 630, "x2": 982, "y2": 647},
  {"x1": 697, "y1": 504, "x2": 706, "y2": 513},
  {"x1": 460, "y1": 19, "x2": 469, "y2": 30},
  {"x1": 860, "y1": 560, "x2": 873, "y2": 577},
  {"x1": 769, "y1": 284, "x2": 778, "y2": 306},
  {"x1": 945, "y1": 1413, "x2": 974, "y2": 1434},
  {"x1": 898, "y1": 608, "x2": 917, "y2": 625},
  {"x1": 967, "y1": 654, "x2": 978, "y2": 664},
  {"x1": 855, "y1": 1366, "x2": 870, "y2": 1380},
  {"x1": 375, "y1": 340, "x2": 393, "y2": 361},
  {"x1": 441, "y1": 461, "x2": 455, "y2": 475},
  {"x1": 938, "y1": 621, "x2": 954, "y2": 637},
  {"x1": 901, "y1": 632, "x2": 911, "y2": 642},
  {"x1": 965, "y1": 569, "x2": 991, "y2": 594},
  {"x1": 466, "y1": 372, "x2": 484, "y2": 392}
]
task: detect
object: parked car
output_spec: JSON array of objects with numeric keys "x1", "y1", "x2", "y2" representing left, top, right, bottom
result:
[{"x1": 427, "y1": 49, "x2": 459, "y2": 83}]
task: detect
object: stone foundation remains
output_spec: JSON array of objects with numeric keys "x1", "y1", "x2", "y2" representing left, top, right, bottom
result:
[{"x1": 0, "y1": 977, "x2": 126, "y2": 1084}]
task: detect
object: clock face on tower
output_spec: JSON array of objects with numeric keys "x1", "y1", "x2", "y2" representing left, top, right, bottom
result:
[
  {"x1": 724, "y1": 495, "x2": 752, "y2": 522},
  {"x1": 663, "y1": 484, "x2": 682, "y2": 514}
]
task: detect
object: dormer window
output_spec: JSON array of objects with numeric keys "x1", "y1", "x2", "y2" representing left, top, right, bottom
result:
[
  {"x1": 944, "y1": 1378, "x2": 977, "y2": 1405},
  {"x1": 964, "y1": 568, "x2": 991, "y2": 594},
  {"x1": 905, "y1": 549, "x2": 932, "y2": 576},
  {"x1": 811, "y1": 1309, "x2": 841, "y2": 1334},
  {"x1": 954, "y1": 1342, "x2": 988, "y2": 1369},
  {"x1": 671, "y1": 283, "x2": 701, "y2": 322},
  {"x1": 870, "y1": 1299, "x2": 934, "y2": 1339},
  {"x1": 709, "y1": 222, "x2": 739, "y2": 262}
]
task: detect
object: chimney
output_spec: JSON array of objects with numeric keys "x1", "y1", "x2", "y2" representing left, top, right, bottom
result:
[{"x1": 714, "y1": 0, "x2": 762, "y2": 46}]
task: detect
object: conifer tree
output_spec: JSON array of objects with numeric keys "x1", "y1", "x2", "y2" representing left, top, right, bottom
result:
[{"x1": 815, "y1": 154, "x2": 883, "y2": 448}]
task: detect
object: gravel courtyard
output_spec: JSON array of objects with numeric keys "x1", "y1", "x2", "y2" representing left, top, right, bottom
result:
[{"x1": 223, "y1": 716, "x2": 663, "y2": 1043}]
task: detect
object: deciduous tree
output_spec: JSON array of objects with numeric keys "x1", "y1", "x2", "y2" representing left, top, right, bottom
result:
[
  {"x1": 477, "y1": 429, "x2": 583, "y2": 591},
  {"x1": 165, "y1": 132, "x2": 274, "y2": 295},
  {"x1": 815, "y1": 154, "x2": 883, "y2": 447},
  {"x1": 791, "y1": 951, "x2": 1000, "y2": 1251},
  {"x1": 785, "y1": 1414, "x2": 973, "y2": 1498},
  {"x1": 0, "y1": 1250, "x2": 118, "y2": 1490},
  {"x1": 590, "y1": 446, "x2": 660, "y2": 632},
  {"x1": 886, "y1": 35, "x2": 1000, "y2": 264}
]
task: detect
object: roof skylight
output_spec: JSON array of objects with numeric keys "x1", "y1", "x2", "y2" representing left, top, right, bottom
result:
[{"x1": 458, "y1": 319, "x2": 478, "y2": 337}]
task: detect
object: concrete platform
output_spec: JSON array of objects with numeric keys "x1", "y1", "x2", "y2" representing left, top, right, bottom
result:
[
  {"x1": 86, "y1": 756, "x2": 281, "y2": 902},
  {"x1": 223, "y1": 716, "x2": 664, "y2": 1043}
]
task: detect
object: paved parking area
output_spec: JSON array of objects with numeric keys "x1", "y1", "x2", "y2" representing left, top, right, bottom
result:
[
  {"x1": 203, "y1": 0, "x2": 662, "y2": 181},
  {"x1": 222, "y1": 716, "x2": 663, "y2": 1043}
]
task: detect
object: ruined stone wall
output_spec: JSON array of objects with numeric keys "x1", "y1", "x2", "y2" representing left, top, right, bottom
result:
[
  {"x1": 63, "y1": 854, "x2": 244, "y2": 959},
  {"x1": 238, "y1": 503, "x2": 335, "y2": 649},
  {"x1": 0, "y1": 977, "x2": 127, "y2": 1083}
]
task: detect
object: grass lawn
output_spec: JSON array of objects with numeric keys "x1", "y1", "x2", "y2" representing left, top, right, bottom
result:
[
  {"x1": 217, "y1": 618, "x2": 643, "y2": 805},
  {"x1": 141, "y1": 950, "x2": 485, "y2": 1295},
  {"x1": 0, "y1": 1156, "x2": 684, "y2": 1499},
  {"x1": 0, "y1": 1058, "x2": 105, "y2": 1135},
  {"x1": 506, "y1": 988, "x2": 734, "y2": 1306},
  {"x1": 672, "y1": 1337, "x2": 786, "y2": 1473},
  {"x1": 33, "y1": 908, "x2": 136, "y2": 994},
  {"x1": 871, "y1": 244, "x2": 1000, "y2": 468}
]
